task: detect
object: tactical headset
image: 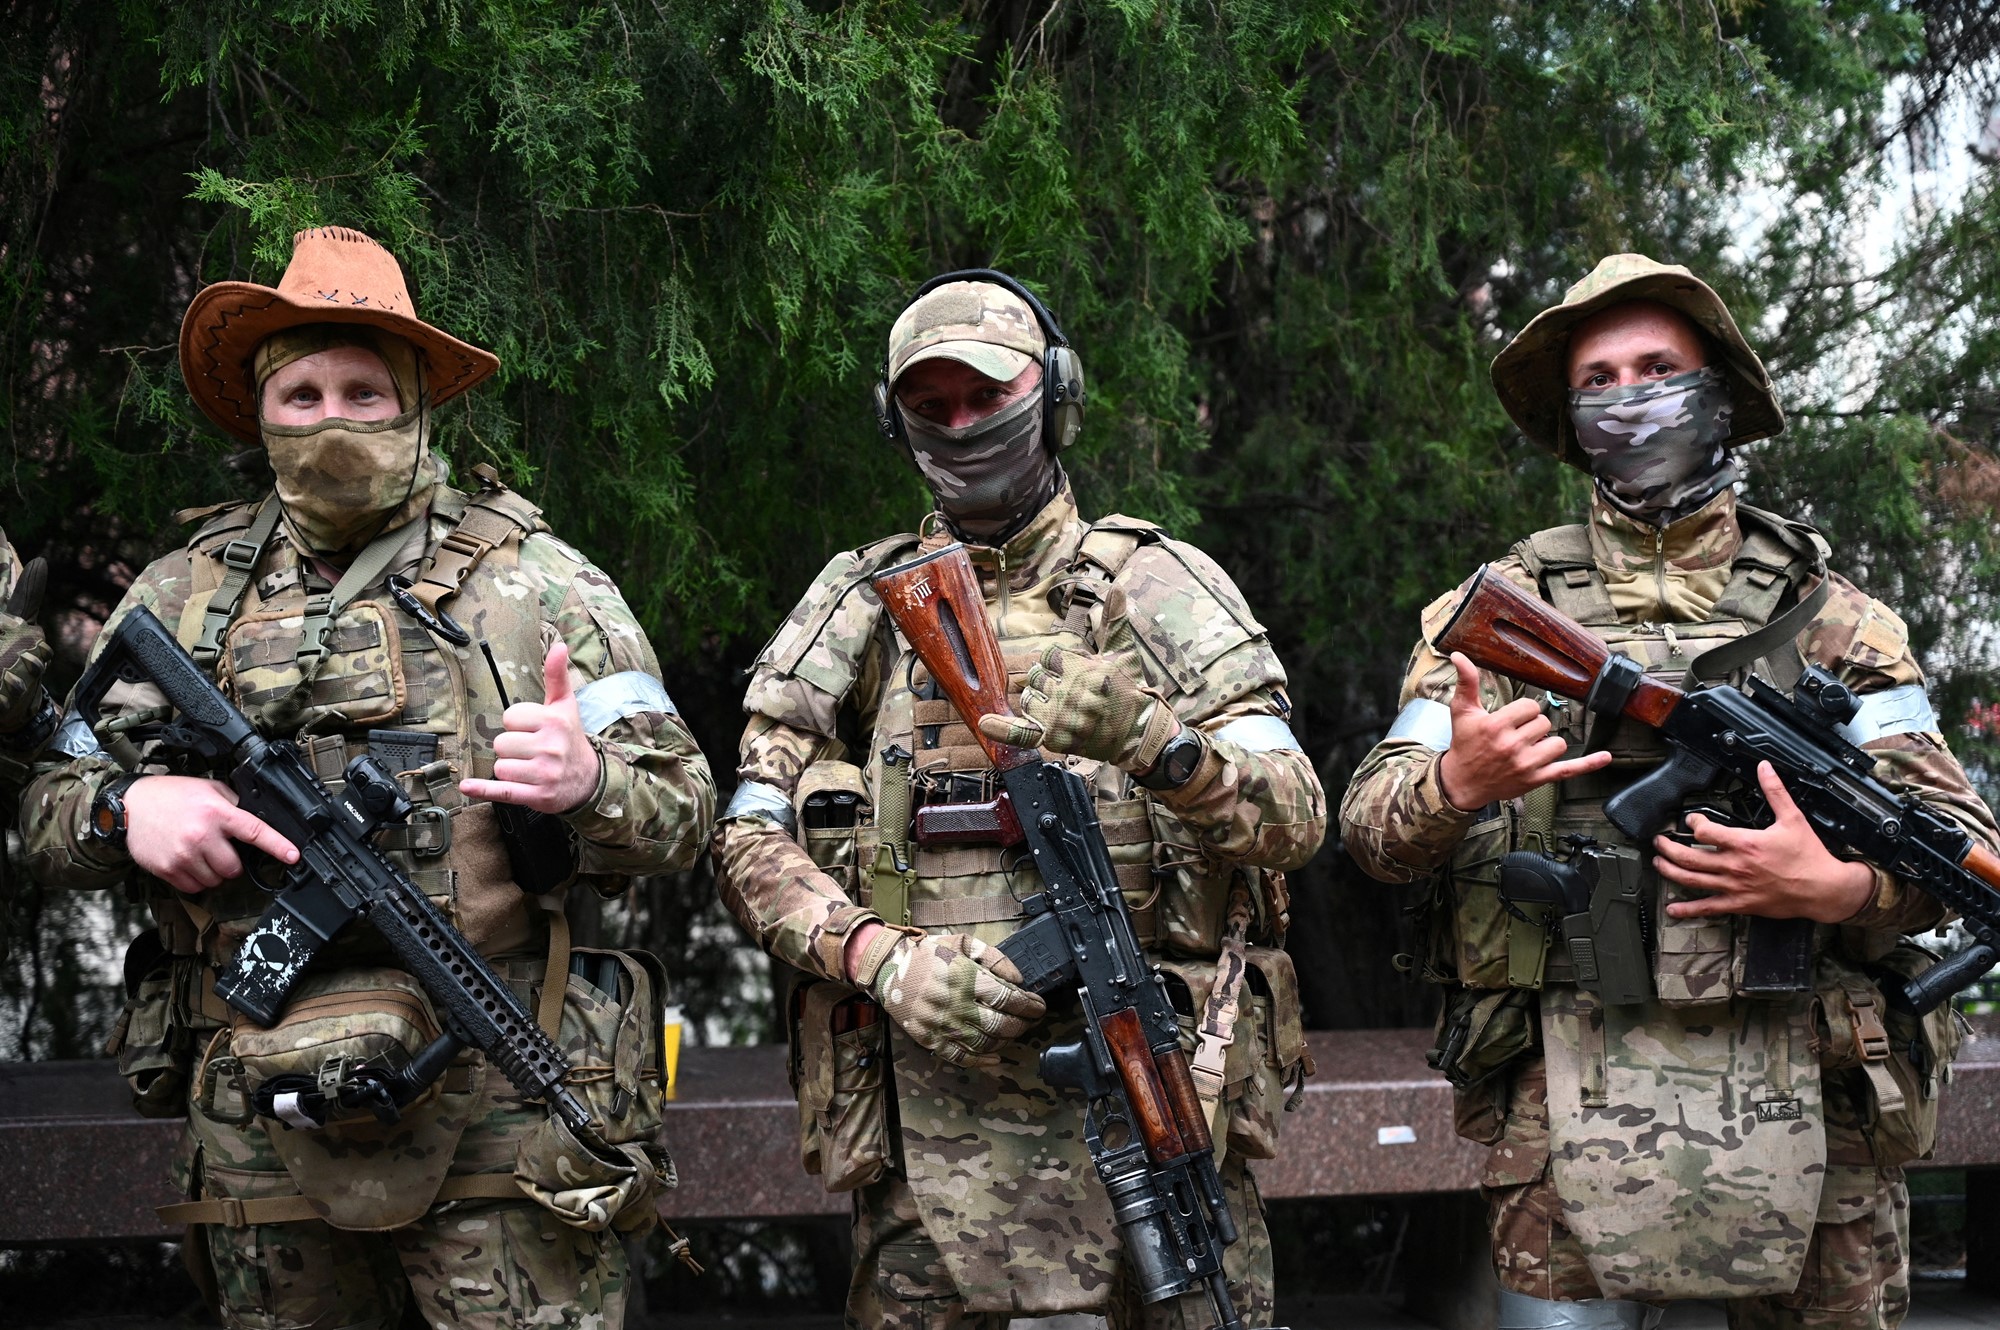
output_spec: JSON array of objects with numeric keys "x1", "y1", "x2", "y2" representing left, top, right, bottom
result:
[{"x1": 873, "y1": 268, "x2": 1086, "y2": 454}]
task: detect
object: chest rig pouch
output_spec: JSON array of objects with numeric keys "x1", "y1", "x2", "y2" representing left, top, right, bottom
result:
[{"x1": 1484, "y1": 511, "x2": 1835, "y2": 1298}]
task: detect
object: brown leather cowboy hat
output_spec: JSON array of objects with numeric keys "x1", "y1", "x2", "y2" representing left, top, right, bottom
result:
[
  {"x1": 1490, "y1": 253, "x2": 1785, "y2": 469},
  {"x1": 179, "y1": 227, "x2": 499, "y2": 444}
]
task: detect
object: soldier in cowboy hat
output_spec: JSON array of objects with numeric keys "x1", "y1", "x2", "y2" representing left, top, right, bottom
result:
[
  {"x1": 1341, "y1": 254, "x2": 1996, "y2": 1330},
  {"x1": 24, "y1": 227, "x2": 715, "y2": 1329}
]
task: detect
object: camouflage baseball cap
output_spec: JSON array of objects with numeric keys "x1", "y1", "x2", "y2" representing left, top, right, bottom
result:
[
  {"x1": 1490, "y1": 253, "x2": 1784, "y2": 469},
  {"x1": 887, "y1": 280, "x2": 1046, "y2": 385}
]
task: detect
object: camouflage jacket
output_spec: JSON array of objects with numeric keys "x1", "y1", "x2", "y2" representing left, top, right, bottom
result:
[
  {"x1": 712, "y1": 486, "x2": 1324, "y2": 1312},
  {"x1": 22, "y1": 480, "x2": 715, "y2": 970},
  {"x1": 1340, "y1": 486, "x2": 1998, "y2": 935}
]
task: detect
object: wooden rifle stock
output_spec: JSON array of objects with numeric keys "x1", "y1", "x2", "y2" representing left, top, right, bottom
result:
[
  {"x1": 875, "y1": 545, "x2": 1214, "y2": 1167},
  {"x1": 1430, "y1": 566, "x2": 1683, "y2": 729},
  {"x1": 872, "y1": 545, "x2": 1040, "y2": 772}
]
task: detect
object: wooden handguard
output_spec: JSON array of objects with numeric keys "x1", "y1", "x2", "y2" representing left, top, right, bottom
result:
[
  {"x1": 872, "y1": 545, "x2": 1040, "y2": 773},
  {"x1": 1430, "y1": 565, "x2": 1682, "y2": 729}
]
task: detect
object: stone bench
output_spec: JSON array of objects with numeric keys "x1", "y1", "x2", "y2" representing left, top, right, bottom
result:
[{"x1": 4, "y1": 1025, "x2": 1996, "y2": 1264}]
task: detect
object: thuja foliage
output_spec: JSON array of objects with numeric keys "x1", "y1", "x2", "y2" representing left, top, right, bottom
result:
[{"x1": 3, "y1": 1, "x2": 2000, "y2": 1046}]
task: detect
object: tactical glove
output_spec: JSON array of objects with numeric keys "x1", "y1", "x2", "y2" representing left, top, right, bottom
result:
[
  {"x1": 867, "y1": 931, "x2": 1045, "y2": 1069},
  {"x1": 977, "y1": 642, "x2": 1180, "y2": 773},
  {"x1": 0, "y1": 611, "x2": 50, "y2": 735}
]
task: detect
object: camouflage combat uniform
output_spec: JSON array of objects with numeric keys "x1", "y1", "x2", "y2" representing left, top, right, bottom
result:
[
  {"x1": 22, "y1": 475, "x2": 714, "y2": 1330},
  {"x1": 713, "y1": 484, "x2": 1325, "y2": 1327},
  {"x1": 1340, "y1": 482, "x2": 1996, "y2": 1329}
]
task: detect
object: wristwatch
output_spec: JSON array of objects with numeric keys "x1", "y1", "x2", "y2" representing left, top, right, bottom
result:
[
  {"x1": 88, "y1": 772, "x2": 146, "y2": 853},
  {"x1": 1136, "y1": 728, "x2": 1206, "y2": 791}
]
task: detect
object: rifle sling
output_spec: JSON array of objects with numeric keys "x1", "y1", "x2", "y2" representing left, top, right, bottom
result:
[{"x1": 1686, "y1": 574, "x2": 1830, "y2": 687}]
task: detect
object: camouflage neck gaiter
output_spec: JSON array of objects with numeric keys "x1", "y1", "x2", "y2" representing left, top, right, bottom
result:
[
  {"x1": 1569, "y1": 366, "x2": 1736, "y2": 526},
  {"x1": 903, "y1": 390, "x2": 1058, "y2": 544},
  {"x1": 260, "y1": 406, "x2": 435, "y2": 556}
]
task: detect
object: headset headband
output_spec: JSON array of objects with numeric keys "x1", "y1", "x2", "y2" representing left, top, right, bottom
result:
[{"x1": 908, "y1": 268, "x2": 1071, "y2": 349}]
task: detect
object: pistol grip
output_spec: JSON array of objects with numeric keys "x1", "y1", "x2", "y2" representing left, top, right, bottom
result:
[{"x1": 1605, "y1": 747, "x2": 1720, "y2": 841}]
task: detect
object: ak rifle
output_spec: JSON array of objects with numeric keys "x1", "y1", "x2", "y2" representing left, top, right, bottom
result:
[
  {"x1": 871, "y1": 545, "x2": 1272, "y2": 1330},
  {"x1": 1431, "y1": 566, "x2": 2000, "y2": 1014}
]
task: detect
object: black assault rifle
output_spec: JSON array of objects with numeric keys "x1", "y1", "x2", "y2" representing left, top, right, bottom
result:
[
  {"x1": 872, "y1": 546, "x2": 1274, "y2": 1330},
  {"x1": 1432, "y1": 566, "x2": 2000, "y2": 1015},
  {"x1": 57, "y1": 606, "x2": 592, "y2": 1133}
]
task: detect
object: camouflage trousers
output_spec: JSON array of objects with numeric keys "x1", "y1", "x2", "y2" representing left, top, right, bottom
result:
[
  {"x1": 180, "y1": 1073, "x2": 628, "y2": 1330},
  {"x1": 1485, "y1": 1059, "x2": 1911, "y2": 1330},
  {"x1": 845, "y1": 1159, "x2": 1274, "y2": 1329}
]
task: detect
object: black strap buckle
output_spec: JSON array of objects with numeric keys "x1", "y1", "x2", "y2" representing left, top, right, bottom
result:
[{"x1": 385, "y1": 574, "x2": 471, "y2": 645}]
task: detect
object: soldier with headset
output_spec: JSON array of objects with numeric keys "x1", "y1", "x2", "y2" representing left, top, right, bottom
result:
[{"x1": 713, "y1": 271, "x2": 1327, "y2": 1326}]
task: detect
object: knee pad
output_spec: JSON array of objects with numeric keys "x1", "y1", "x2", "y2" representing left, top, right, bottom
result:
[{"x1": 1497, "y1": 1289, "x2": 1664, "y2": 1330}]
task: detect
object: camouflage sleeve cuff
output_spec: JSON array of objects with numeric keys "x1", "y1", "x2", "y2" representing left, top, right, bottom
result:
[
  {"x1": 1839, "y1": 862, "x2": 1949, "y2": 934},
  {"x1": 812, "y1": 904, "x2": 888, "y2": 983},
  {"x1": 556, "y1": 735, "x2": 620, "y2": 837}
]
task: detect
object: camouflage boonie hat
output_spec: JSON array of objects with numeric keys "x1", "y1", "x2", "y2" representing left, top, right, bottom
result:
[
  {"x1": 1491, "y1": 253, "x2": 1785, "y2": 469},
  {"x1": 887, "y1": 280, "x2": 1046, "y2": 385}
]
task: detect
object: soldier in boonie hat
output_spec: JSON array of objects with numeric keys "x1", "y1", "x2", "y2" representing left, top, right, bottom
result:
[
  {"x1": 1342, "y1": 254, "x2": 1996, "y2": 1330},
  {"x1": 24, "y1": 228, "x2": 715, "y2": 1329}
]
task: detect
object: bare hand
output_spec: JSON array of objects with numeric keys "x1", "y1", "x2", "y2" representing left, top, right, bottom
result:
[
  {"x1": 458, "y1": 641, "x2": 604, "y2": 814},
  {"x1": 125, "y1": 775, "x2": 300, "y2": 894},
  {"x1": 1654, "y1": 761, "x2": 1875, "y2": 923},
  {"x1": 1435, "y1": 653, "x2": 1612, "y2": 809}
]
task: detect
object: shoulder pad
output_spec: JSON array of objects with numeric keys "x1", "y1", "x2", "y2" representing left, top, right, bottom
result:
[
  {"x1": 1801, "y1": 574, "x2": 1913, "y2": 679},
  {"x1": 1113, "y1": 538, "x2": 1279, "y2": 714},
  {"x1": 180, "y1": 498, "x2": 262, "y2": 550},
  {"x1": 1735, "y1": 502, "x2": 1830, "y2": 570},
  {"x1": 1512, "y1": 524, "x2": 1593, "y2": 578},
  {"x1": 462, "y1": 481, "x2": 548, "y2": 537},
  {"x1": 756, "y1": 532, "x2": 919, "y2": 700},
  {"x1": 1074, "y1": 513, "x2": 1166, "y2": 581}
]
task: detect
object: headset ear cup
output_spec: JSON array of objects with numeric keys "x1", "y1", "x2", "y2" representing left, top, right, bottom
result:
[{"x1": 1045, "y1": 346, "x2": 1086, "y2": 451}]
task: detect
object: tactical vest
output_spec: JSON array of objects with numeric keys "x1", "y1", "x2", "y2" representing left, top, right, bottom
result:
[
  {"x1": 1433, "y1": 502, "x2": 1831, "y2": 996},
  {"x1": 151, "y1": 472, "x2": 567, "y2": 977},
  {"x1": 786, "y1": 516, "x2": 1285, "y2": 959}
]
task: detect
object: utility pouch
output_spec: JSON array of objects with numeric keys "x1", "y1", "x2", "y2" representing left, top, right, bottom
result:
[
  {"x1": 789, "y1": 978, "x2": 891, "y2": 1192},
  {"x1": 1441, "y1": 801, "x2": 1529, "y2": 989},
  {"x1": 1652, "y1": 866, "x2": 1737, "y2": 1007},
  {"x1": 515, "y1": 946, "x2": 675, "y2": 1233},
  {"x1": 1428, "y1": 986, "x2": 1538, "y2": 1093},
  {"x1": 107, "y1": 929, "x2": 198, "y2": 1119},
  {"x1": 1812, "y1": 944, "x2": 1964, "y2": 1167},
  {"x1": 797, "y1": 760, "x2": 869, "y2": 898},
  {"x1": 231, "y1": 967, "x2": 477, "y2": 1232},
  {"x1": 220, "y1": 599, "x2": 407, "y2": 731}
]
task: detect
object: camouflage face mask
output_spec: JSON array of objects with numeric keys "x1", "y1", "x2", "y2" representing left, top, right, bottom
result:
[
  {"x1": 1569, "y1": 366, "x2": 1736, "y2": 525},
  {"x1": 260, "y1": 406, "x2": 435, "y2": 555},
  {"x1": 903, "y1": 389, "x2": 1058, "y2": 543}
]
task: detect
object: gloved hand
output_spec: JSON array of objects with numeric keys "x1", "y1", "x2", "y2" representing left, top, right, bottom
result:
[
  {"x1": 0, "y1": 611, "x2": 51, "y2": 734},
  {"x1": 976, "y1": 636, "x2": 1180, "y2": 773},
  {"x1": 867, "y1": 931, "x2": 1046, "y2": 1068}
]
